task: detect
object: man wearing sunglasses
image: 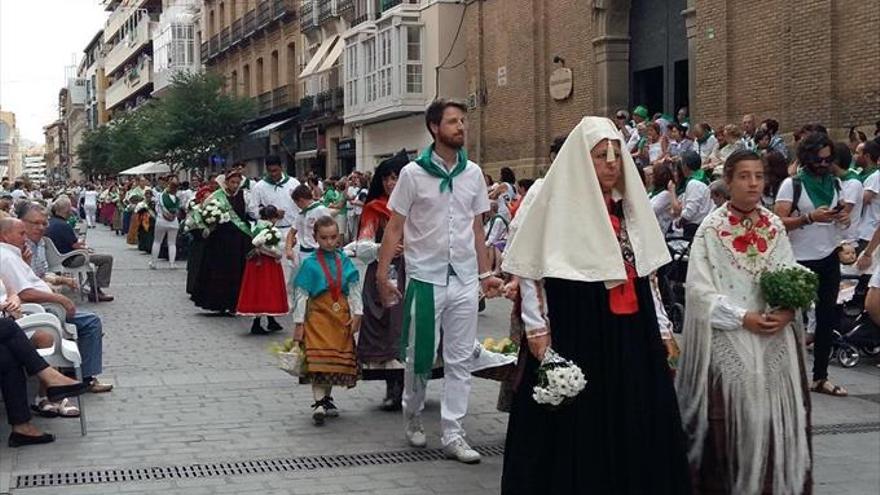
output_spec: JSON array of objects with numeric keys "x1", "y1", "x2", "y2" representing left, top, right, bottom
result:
[{"x1": 774, "y1": 131, "x2": 850, "y2": 398}]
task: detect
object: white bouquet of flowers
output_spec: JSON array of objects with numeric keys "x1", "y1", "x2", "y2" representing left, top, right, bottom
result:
[
  {"x1": 252, "y1": 225, "x2": 282, "y2": 248},
  {"x1": 200, "y1": 198, "x2": 230, "y2": 227},
  {"x1": 532, "y1": 348, "x2": 587, "y2": 407},
  {"x1": 135, "y1": 201, "x2": 149, "y2": 213}
]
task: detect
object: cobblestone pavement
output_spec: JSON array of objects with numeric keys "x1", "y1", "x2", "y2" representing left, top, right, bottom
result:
[{"x1": 0, "y1": 226, "x2": 878, "y2": 494}]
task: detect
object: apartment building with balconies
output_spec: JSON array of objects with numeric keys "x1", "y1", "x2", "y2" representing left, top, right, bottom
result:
[
  {"x1": 0, "y1": 109, "x2": 22, "y2": 179},
  {"x1": 199, "y1": 0, "x2": 300, "y2": 175},
  {"x1": 296, "y1": 0, "x2": 355, "y2": 176},
  {"x1": 102, "y1": 0, "x2": 162, "y2": 116},
  {"x1": 153, "y1": 0, "x2": 202, "y2": 97},
  {"x1": 59, "y1": 79, "x2": 89, "y2": 182},
  {"x1": 341, "y1": 0, "x2": 466, "y2": 171},
  {"x1": 78, "y1": 30, "x2": 110, "y2": 131}
]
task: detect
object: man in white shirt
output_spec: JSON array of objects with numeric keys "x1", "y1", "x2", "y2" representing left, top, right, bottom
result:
[
  {"x1": 345, "y1": 173, "x2": 367, "y2": 242},
  {"x1": 376, "y1": 99, "x2": 503, "y2": 464},
  {"x1": 774, "y1": 132, "x2": 850, "y2": 397},
  {"x1": 674, "y1": 151, "x2": 713, "y2": 239},
  {"x1": 740, "y1": 113, "x2": 757, "y2": 151},
  {"x1": 857, "y1": 141, "x2": 880, "y2": 250},
  {"x1": 10, "y1": 181, "x2": 27, "y2": 202},
  {"x1": 249, "y1": 156, "x2": 301, "y2": 288},
  {"x1": 0, "y1": 218, "x2": 112, "y2": 393},
  {"x1": 693, "y1": 123, "x2": 719, "y2": 164}
]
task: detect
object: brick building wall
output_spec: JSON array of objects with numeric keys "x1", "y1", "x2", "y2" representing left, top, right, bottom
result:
[{"x1": 466, "y1": 0, "x2": 879, "y2": 180}]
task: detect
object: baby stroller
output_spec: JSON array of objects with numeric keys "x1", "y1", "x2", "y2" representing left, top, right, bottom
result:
[
  {"x1": 830, "y1": 274, "x2": 880, "y2": 367},
  {"x1": 658, "y1": 235, "x2": 691, "y2": 334}
]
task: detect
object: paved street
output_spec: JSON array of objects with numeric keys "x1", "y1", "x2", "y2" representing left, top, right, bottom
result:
[{"x1": 0, "y1": 226, "x2": 878, "y2": 494}]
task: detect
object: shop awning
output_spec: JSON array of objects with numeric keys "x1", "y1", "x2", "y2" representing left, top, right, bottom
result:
[
  {"x1": 249, "y1": 117, "x2": 295, "y2": 139},
  {"x1": 118, "y1": 161, "x2": 171, "y2": 175},
  {"x1": 299, "y1": 35, "x2": 339, "y2": 79},
  {"x1": 315, "y1": 36, "x2": 344, "y2": 74},
  {"x1": 295, "y1": 150, "x2": 318, "y2": 161}
]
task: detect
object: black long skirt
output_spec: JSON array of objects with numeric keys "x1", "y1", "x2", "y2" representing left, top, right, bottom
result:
[
  {"x1": 188, "y1": 223, "x2": 250, "y2": 313},
  {"x1": 357, "y1": 257, "x2": 405, "y2": 379},
  {"x1": 501, "y1": 277, "x2": 691, "y2": 495}
]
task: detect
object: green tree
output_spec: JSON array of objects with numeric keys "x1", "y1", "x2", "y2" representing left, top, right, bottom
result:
[
  {"x1": 75, "y1": 125, "x2": 113, "y2": 178},
  {"x1": 150, "y1": 71, "x2": 255, "y2": 173},
  {"x1": 106, "y1": 105, "x2": 157, "y2": 172}
]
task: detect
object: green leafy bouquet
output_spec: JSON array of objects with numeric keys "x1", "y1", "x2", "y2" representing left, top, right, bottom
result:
[{"x1": 759, "y1": 267, "x2": 819, "y2": 310}]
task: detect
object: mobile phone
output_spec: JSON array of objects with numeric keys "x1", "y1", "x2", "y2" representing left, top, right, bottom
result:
[{"x1": 832, "y1": 203, "x2": 845, "y2": 213}]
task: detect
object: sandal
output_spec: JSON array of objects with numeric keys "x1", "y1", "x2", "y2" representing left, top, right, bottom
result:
[
  {"x1": 811, "y1": 379, "x2": 848, "y2": 397},
  {"x1": 56, "y1": 398, "x2": 80, "y2": 418},
  {"x1": 31, "y1": 400, "x2": 59, "y2": 418}
]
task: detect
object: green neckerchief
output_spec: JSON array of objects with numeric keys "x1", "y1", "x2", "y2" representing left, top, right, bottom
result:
[
  {"x1": 842, "y1": 169, "x2": 860, "y2": 182},
  {"x1": 648, "y1": 188, "x2": 659, "y2": 199},
  {"x1": 859, "y1": 165, "x2": 878, "y2": 183},
  {"x1": 697, "y1": 130, "x2": 714, "y2": 145},
  {"x1": 300, "y1": 201, "x2": 322, "y2": 215},
  {"x1": 322, "y1": 188, "x2": 342, "y2": 208},
  {"x1": 414, "y1": 144, "x2": 468, "y2": 192},
  {"x1": 66, "y1": 215, "x2": 78, "y2": 228},
  {"x1": 796, "y1": 169, "x2": 836, "y2": 208},
  {"x1": 691, "y1": 168, "x2": 710, "y2": 185},
  {"x1": 210, "y1": 189, "x2": 252, "y2": 237},
  {"x1": 241, "y1": 178, "x2": 252, "y2": 190},
  {"x1": 161, "y1": 190, "x2": 180, "y2": 214},
  {"x1": 262, "y1": 174, "x2": 290, "y2": 190},
  {"x1": 675, "y1": 169, "x2": 708, "y2": 196},
  {"x1": 401, "y1": 279, "x2": 436, "y2": 376}
]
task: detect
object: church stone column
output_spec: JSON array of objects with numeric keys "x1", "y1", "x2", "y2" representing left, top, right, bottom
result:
[{"x1": 591, "y1": 0, "x2": 631, "y2": 118}]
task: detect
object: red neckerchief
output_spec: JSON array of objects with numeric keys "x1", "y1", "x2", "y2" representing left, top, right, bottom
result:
[
  {"x1": 317, "y1": 250, "x2": 343, "y2": 301},
  {"x1": 606, "y1": 198, "x2": 639, "y2": 315}
]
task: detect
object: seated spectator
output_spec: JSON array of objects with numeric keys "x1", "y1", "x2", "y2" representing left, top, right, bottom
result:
[
  {"x1": 0, "y1": 218, "x2": 113, "y2": 394},
  {"x1": 0, "y1": 191, "x2": 12, "y2": 218},
  {"x1": 18, "y1": 203, "x2": 78, "y2": 293},
  {"x1": 45, "y1": 196, "x2": 114, "y2": 302},
  {"x1": 709, "y1": 179, "x2": 730, "y2": 209}
]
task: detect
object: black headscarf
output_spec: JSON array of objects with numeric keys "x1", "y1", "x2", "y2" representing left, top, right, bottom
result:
[{"x1": 365, "y1": 149, "x2": 409, "y2": 203}]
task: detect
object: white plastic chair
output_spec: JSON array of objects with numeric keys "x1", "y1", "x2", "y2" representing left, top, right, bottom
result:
[
  {"x1": 16, "y1": 313, "x2": 87, "y2": 436},
  {"x1": 43, "y1": 237, "x2": 98, "y2": 302}
]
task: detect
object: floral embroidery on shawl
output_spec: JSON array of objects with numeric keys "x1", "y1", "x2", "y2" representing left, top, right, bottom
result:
[{"x1": 711, "y1": 205, "x2": 780, "y2": 275}]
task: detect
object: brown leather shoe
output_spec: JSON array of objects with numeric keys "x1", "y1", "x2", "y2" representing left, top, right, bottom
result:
[
  {"x1": 88, "y1": 380, "x2": 114, "y2": 393},
  {"x1": 88, "y1": 293, "x2": 114, "y2": 302}
]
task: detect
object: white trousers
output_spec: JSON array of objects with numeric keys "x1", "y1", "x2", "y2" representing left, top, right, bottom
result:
[
  {"x1": 277, "y1": 227, "x2": 293, "y2": 308},
  {"x1": 402, "y1": 275, "x2": 479, "y2": 446},
  {"x1": 152, "y1": 224, "x2": 179, "y2": 264},
  {"x1": 84, "y1": 205, "x2": 97, "y2": 227}
]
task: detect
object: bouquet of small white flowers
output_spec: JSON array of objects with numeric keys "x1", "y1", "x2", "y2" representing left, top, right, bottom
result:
[
  {"x1": 252, "y1": 225, "x2": 282, "y2": 248},
  {"x1": 532, "y1": 348, "x2": 587, "y2": 407},
  {"x1": 135, "y1": 201, "x2": 149, "y2": 213},
  {"x1": 200, "y1": 198, "x2": 230, "y2": 227}
]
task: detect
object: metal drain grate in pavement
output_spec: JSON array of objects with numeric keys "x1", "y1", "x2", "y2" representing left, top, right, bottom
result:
[
  {"x1": 15, "y1": 444, "x2": 506, "y2": 489},
  {"x1": 813, "y1": 422, "x2": 880, "y2": 436}
]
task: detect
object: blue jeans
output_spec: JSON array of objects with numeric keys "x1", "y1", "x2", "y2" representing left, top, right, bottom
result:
[{"x1": 67, "y1": 311, "x2": 103, "y2": 379}]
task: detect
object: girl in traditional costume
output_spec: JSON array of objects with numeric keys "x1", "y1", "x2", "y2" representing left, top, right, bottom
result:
[
  {"x1": 293, "y1": 216, "x2": 362, "y2": 426},
  {"x1": 237, "y1": 205, "x2": 288, "y2": 334},
  {"x1": 352, "y1": 150, "x2": 408, "y2": 411},
  {"x1": 501, "y1": 117, "x2": 691, "y2": 494},
  {"x1": 135, "y1": 190, "x2": 156, "y2": 253},
  {"x1": 677, "y1": 149, "x2": 812, "y2": 494}
]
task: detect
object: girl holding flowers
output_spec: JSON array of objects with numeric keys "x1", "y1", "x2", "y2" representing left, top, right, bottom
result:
[
  {"x1": 236, "y1": 205, "x2": 288, "y2": 334},
  {"x1": 677, "y1": 149, "x2": 812, "y2": 494},
  {"x1": 292, "y1": 216, "x2": 362, "y2": 426}
]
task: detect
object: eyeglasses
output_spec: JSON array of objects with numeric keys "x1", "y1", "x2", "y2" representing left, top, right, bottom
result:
[
  {"x1": 24, "y1": 220, "x2": 48, "y2": 227},
  {"x1": 615, "y1": 114, "x2": 627, "y2": 119},
  {"x1": 811, "y1": 156, "x2": 834, "y2": 165}
]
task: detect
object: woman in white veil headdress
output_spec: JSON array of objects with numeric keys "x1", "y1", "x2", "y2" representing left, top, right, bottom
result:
[{"x1": 500, "y1": 117, "x2": 691, "y2": 494}]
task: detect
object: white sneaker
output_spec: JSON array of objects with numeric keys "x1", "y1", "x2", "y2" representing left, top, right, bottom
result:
[
  {"x1": 312, "y1": 404, "x2": 326, "y2": 426},
  {"x1": 443, "y1": 437, "x2": 481, "y2": 464},
  {"x1": 168, "y1": 262, "x2": 177, "y2": 270},
  {"x1": 148, "y1": 261, "x2": 156, "y2": 270},
  {"x1": 404, "y1": 416, "x2": 426, "y2": 448}
]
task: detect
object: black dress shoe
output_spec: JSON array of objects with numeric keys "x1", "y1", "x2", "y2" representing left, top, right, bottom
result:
[
  {"x1": 266, "y1": 316, "x2": 283, "y2": 332},
  {"x1": 250, "y1": 319, "x2": 269, "y2": 335},
  {"x1": 8, "y1": 432, "x2": 55, "y2": 448},
  {"x1": 46, "y1": 382, "x2": 90, "y2": 402}
]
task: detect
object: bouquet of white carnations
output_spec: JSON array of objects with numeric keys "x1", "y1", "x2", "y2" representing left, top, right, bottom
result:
[
  {"x1": 200, "y1": 197, "x2": 231, "y2": 227},
  {"x1": 135, "y1": 201, "x2": 150, "y2": 213},
  {"x1": 532, "y1": 348, "x2": 587, "y2": 407},
  {"x1": 252, "y1": 225, "x2": 282, "y2": 248}
]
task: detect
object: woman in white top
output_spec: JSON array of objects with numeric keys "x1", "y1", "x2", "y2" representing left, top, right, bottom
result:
[
  {"x1": 642, "y1": 122, "x2": 669, "y2": 168},
  {"x1": 82, "y1": 184, "x2": 99, "y2": 228},
  {"x1": 649, "y1": 164, "x2": 675, "y2": 235},
  {"x1": 150, "y1": 177, "x2": 181, "y2": 269}
]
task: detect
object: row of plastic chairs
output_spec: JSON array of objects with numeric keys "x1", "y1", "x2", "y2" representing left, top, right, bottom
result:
[{"x1": 16, "y1": 303, "x2": 87, "y2": 436}]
